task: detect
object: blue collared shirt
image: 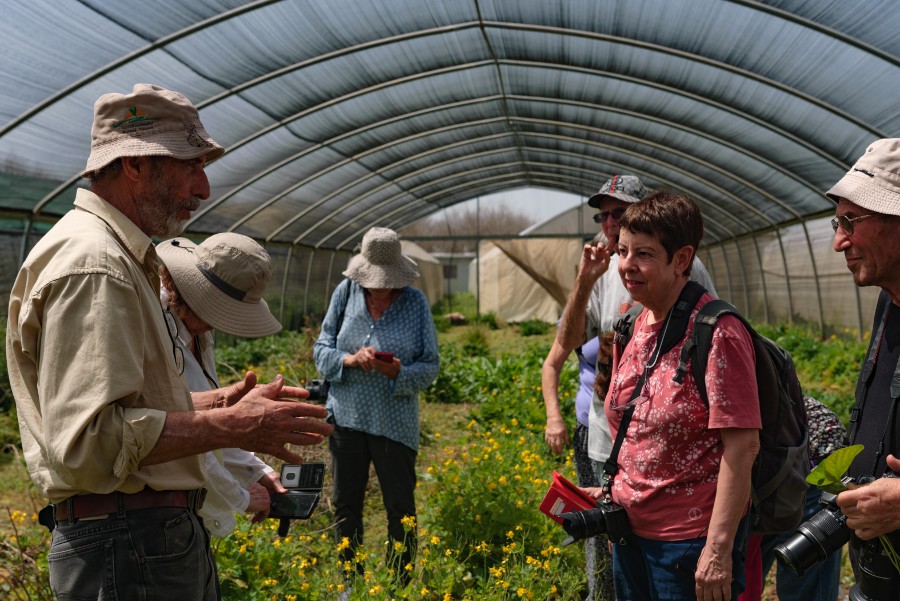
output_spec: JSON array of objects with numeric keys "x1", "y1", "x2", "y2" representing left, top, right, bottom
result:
[{"x1": 314, "y1": 280, "x2": 439, "y2": 451}]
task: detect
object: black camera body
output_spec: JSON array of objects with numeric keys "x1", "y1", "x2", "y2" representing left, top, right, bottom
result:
[
  {"x1": 775, "y1": 472, "x2": 900, "y2": 601},
  {"x1": 305, "y1": 379, "x2": 330, "y2": 402},
  {"x1": 558, "y1": 498, "x2": 632, "y2": 546},
  {"x1": 269, "y1": 462, "x2": 325, "y2": 520}
]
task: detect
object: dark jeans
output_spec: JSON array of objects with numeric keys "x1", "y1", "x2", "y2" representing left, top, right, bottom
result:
[
  {"x1": 48, "y1": 507, "x2": 217, "y2": 600},
  {"x1": 613, "y1": 515, "x2": 750, "y2": 601},
  {"x1": 329, "y1": 422, "x2": 418, "y2": 577}
]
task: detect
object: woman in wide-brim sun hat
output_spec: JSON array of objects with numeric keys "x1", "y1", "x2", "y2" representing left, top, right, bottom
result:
[
  {"x1": 156, "y1": 232, "x2": 281, "y2": 339},
  {"x1": 156, "y1": 232, "x2": 284, "y2": 539},
  {"x1": 314, "y1": 226, "x2": 439, "y2": 585}
]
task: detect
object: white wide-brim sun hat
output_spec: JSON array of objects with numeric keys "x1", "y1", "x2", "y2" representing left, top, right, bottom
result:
[
  {"x1": 157, "y1": 233, "x2": 281, "y2": 338},
  {"x1": 343, "y1": 227, "x2": 419, "y2": 289}
]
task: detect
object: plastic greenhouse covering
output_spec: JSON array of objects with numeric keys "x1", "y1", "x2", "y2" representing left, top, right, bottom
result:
[{"x1": 1, "y1": 0, "x2": 897, "y2": 332}]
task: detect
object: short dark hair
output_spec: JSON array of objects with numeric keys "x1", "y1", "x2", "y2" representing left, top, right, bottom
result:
[{"x1": 618, "y1": 189, "x2": 703, "y2": 275}]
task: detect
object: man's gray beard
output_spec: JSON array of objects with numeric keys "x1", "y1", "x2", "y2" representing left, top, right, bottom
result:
[
  {"x1": 136, "y1": 166, "x2": 190, "y2": 238},
  {"x1": 137, "y1": 200, "x2": 186, "y2": 238}
]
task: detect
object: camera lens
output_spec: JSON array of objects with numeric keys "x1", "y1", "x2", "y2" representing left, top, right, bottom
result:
[
  {"x1": 774, "y1": 505, "x2": 851, "y2": 577},
  {"x1": 559, "y1": 507, "x2": 607, "y2": 544}
]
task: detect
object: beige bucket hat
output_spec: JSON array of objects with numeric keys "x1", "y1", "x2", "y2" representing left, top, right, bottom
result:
[
  {"x1": 157, "y1": 233, "x2": 281, "y2": 338},
  {"x1": 343, "y1": 227, "x2": 419, "y2": 289},
  {"x1": 82, "y1": 83, "x2": 224, "y2": 178}
]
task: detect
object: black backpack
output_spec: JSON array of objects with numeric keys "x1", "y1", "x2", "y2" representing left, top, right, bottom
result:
[{"x1": 612, "y1": 281, "x2": 810, "y2": 536}]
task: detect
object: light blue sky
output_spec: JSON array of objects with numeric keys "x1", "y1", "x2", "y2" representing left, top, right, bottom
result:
[{"x1": 438, "y1": 187, "x2": 584, "y2": 225}]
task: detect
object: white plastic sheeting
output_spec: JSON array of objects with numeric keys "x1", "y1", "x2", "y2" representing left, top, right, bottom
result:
[{"x1": 2, "y1": 0, "x2": 898, "y2": 329}]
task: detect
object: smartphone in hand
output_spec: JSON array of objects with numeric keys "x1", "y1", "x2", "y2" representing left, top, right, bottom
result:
[{"x1": 374, "y1": 351, "x2": 394, "y2": 363}]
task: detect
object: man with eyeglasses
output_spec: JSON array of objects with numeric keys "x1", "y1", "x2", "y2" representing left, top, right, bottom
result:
[
  {"x1": 556, "y1": 175, "x2": 716, "y2": 481},
  {"x1": 825, "y1": 139, "x2": 900, "y2": 589},
  {"x1": 6, "y1": 84, "x2": 333, "y2": 600}
]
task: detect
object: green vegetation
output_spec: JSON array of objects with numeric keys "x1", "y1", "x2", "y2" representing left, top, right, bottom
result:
[
  {"x1": 515, "y1": 319, "x2": 552, "y2": 337},
  {"x1": 0, "y1": 316, "x2": 865, "y2": 599},
  {"x1": 431, "y1": 292, "x2": 478, "y2": 320},
  {"x1": 754, "y1": 321, "x2": 866, "y2": 426}
]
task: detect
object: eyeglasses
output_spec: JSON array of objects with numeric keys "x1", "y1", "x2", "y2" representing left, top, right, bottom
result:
[
  {"x1": 162, "y1": 307, "x2": 185, "y2": 375},
  {"x1": 593, "y1": 207, "x2": 627, "y2": 224},
  {"x1": 831, "y1": 214, "x2": 875, "y2": 236}
]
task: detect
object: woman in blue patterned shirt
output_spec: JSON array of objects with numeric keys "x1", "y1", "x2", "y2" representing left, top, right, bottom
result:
[{"x1": 314, "y1": 227, "x2": 440, "y2": 584}]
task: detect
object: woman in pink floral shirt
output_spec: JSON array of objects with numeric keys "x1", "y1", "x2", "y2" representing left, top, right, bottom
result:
[{"x1": 604, "y1": 190, "x2": 761, "y2": 601}]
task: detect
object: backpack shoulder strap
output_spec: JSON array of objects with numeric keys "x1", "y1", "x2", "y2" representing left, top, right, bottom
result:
[
  {"x1": 613, "y1": 303, "x2": 644, "y2": 350},
  {"x1": 658, "y1": 281, "x2": 707, "y2": 357},
  {"x1": 612, "y1": 280, "x2": 707, "y2": 355},
  {"x1": 685, "y1": 299, "x2": 754, "y2": 405}
]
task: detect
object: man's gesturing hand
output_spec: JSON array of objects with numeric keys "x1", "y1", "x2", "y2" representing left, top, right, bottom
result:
[{"x1": 227, "y1": 374, "x2": 333, "y2": 464}]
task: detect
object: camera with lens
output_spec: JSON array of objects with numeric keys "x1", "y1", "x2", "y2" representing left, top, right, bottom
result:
[
  {"x1": 773, "y1": 490, "x2": 850, "y2": 578},
  {"x1": 775, "y1": 473, "x2": 900, "y2": 601},
  {"x1": 558, "y1": 498, "x2": 632, "y2": 546},
  {"x1": 305, "y1": 379, "x2": 330, "y2": 402}
]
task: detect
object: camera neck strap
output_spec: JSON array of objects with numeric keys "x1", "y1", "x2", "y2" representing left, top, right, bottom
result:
[
  {"x1": 601, "y1": 371, "x2": 645, "y2": 497},
  {"x1": 851, "y1": 295, "x2": 900, "y2": 475},
  {"x1": 600, "y1": 282, "x2": 706, "y2": 497}
]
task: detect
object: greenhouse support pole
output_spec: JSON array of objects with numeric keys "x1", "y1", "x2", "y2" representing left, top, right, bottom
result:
[
  {"x1": 775, "y1": 228, "x2": 795, "y2": 323},
  {"x1": 732, "y1": 239, "x2": 750, "y2": 317},
  {"x1": 720, "y1": 241, "x2": 735, "y2": 307},
  {"x1": 303, "y1": 250, "x2": 315, "y2": 317},
  {"x1": 18, "y1": 216, "x2": 34, "y2": 268},
  {"x1": 325, "y1": 250, "x2": 337, "y2": 305},
  {"x1": 750, "y1": 236, "x2": 770, "y2": 324},
  {"x1": 278, "y1": 244, "x2": 293, "y2": 326},
  {"x1": 800, "y1": 222, "x2": 825, "y2": 338},
  {"x1": 701, "y1": 247, "x2": 720, "y2": 289},
  {"x1": 476, "y1": 196, "x2": 481, "y2": 316}
]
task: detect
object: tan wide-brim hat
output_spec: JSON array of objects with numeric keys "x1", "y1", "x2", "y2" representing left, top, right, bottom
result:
[
  {"x1": 157, "y1": 233, "x2": 281, "y2": 338},
  {"x1": 826, "y1": 138, "x2": 900, "y2": 216},
  {"x1": 343, "y1": 227, "x2": 419, "y2": 289},
  {"x1": 82, "y1": 83, "x2": 224, "y2": 178}
]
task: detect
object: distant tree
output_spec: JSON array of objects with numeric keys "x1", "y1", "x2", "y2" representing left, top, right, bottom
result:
[{"x1": 400, "y1": 201, "x2": 532, "y2": 253}]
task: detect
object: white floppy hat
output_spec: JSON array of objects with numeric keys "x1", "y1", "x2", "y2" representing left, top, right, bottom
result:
[
  {"x1": 157, "y1": 233, "x2": 281, "y2": 338},
  {"x1": 343, "y1": 227, "x2": 419, "y2": 289},
  {"x1": 82, "y1": 83, "x2": 224, "y2": 178},
  {"x1": 826, "y1": 138, "x2": 900, "y2": 216}
]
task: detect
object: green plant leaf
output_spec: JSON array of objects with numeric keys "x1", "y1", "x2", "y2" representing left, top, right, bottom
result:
[{"x1": 807, "y1": 444, "x2": 864, "y2": 493}]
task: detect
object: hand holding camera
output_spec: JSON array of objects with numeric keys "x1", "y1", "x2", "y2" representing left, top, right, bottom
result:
[
  {"x1": 269, "y1": 462, "x2": 325, "y2": 522},
  {"x1": 775, "y1": 472, "x2": 900, "y2": 601}
]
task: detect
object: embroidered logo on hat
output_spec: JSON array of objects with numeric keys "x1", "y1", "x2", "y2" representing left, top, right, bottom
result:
[{"x1": 113, "y1": 107, "x2": 159, "y2": 130}]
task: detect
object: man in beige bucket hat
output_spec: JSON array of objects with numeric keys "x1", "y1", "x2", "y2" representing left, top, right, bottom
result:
[
  {"x1": 6, "y1": 84, "x2": 332, "y2": 600},
  {"x1": 826, "y1": 139, "x2": 900, "y2": 590}
]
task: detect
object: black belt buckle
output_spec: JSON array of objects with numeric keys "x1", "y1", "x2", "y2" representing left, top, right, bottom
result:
[{"x1": 38, "y1": 504, "x2": 56, "y2": 532}]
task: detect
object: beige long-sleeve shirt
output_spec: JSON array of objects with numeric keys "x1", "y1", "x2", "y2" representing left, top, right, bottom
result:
[{"x1": 7, "y1": 188, "x2": 205, "y2": 503}]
